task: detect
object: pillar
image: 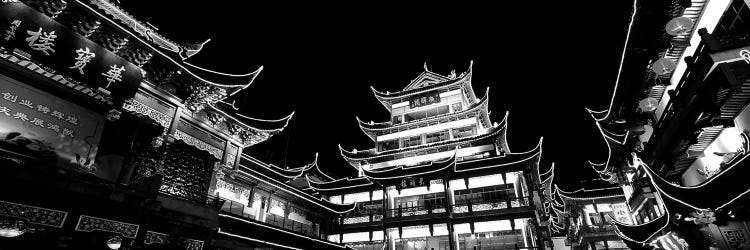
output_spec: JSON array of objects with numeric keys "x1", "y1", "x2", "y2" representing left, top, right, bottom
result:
[
  {"x1": 443, "y1": 178, "x2": 457, "y2": 250},
  {"x1": 282, "y1": 199, "x2": 290, "y2": 229},
  {"x1": 265, "y1": 190, "x2": 275, "y2": 223},
  {"x1": 387, "y1": 228, "x2": 396, "y2": 250},
  {"x1": 382, "y1": 186, "x2": 389, "y2": 218}
]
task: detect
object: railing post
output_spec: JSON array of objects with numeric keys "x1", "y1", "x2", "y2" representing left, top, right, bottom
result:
[
  {"x1": 506, "y1": 197, "x2": 512, "y2": 208},
  {"x1": 467, "y1": 201, "x2": 472, "y2": 213},
  {"x1": 369, "y1": 212, "x2": 373, "y2": 223}
]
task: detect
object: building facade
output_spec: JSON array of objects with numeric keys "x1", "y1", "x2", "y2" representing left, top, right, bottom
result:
[
  {"x1": 0, "y1": 1, "x2": 556, "y2": 250},
  {"x1": 0, "y1": 0, "x2": 356, "y2": 249},
  {"x1": 301, "y1": 63, "x2": 551, "y2": 250},
  {"x1": 568, "y1": 0, "x2": 750, "y2": 249}
]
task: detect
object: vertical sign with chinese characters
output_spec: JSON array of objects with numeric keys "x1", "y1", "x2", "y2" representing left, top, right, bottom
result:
[
  {"x1": 0, "y1": 2, "x2": 141, "y2": 103},
  {"x1": 409, "y1": 91, "x2": 441, "y2": 109},
  {"x1": 0, "y1": 74, "x2": 105, "y2": 166},
  {"x1": 610, "y1": 203, "x2": 633, "y2": 225}
]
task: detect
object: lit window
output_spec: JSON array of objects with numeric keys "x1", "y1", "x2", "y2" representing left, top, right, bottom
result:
[
  {"x1": 452, "y1": 125, "x2": 476, "y2": 139},
  {"x1": 452, "y1": 103, "x2": 462, "y2": 112},
  {"x1": 425, "y1": 130, "x2": 449, "y2": 144},
  {"x1": 392, "y1": 115, "x2": 403, "y2": 124},
  {"x1": 403, "y1": 135, "x2": 422, "y2": 147}
]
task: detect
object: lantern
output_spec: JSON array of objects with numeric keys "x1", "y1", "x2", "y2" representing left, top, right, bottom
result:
[{"x1": 106, "y1": 235, "x2": 122, "y2": 250}]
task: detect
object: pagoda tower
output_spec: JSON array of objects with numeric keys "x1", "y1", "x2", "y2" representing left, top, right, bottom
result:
[{"x1": 307, "y1": 62, "x2": 550, "y2": 250}]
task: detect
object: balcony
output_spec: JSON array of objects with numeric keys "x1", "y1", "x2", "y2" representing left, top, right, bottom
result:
[
  {"x1": 220, "y1": 200, "x2": 321, "y2": 239},
  {"x1": 452, "y1": 197, "x2": 533, "y2": 219},
  {"x1": 339, "y1": 197, "x2": 534, "y2": 227}
]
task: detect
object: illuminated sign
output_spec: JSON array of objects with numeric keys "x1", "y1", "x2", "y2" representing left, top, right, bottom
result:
[
  {"x1": 611, "y1": 203, "x2": 633, "y2": 225},
  {"x1": 0, "y1": 74, "x2": 104, "y2": 166},
  {"x1": 0, "y1": 2, "x2": 141, "y2": 103},
  {"x1": 409, "y1": 92, "x2": 441, "y2": 109},
  {"x1": 398, "y1": 176, "x2": 427, "y2": 189}
]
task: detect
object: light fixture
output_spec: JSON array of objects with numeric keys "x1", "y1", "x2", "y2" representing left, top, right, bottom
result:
[
  {"x1": 0, "y1": 220, "x2": 27, "y2": 238},
  {"x1": 106, "y1": 235, "x2": 123, "y2": 250}
]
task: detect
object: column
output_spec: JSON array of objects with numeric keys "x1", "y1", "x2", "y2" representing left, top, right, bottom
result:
[
  {"x1": 282, "y1": 199, "x2": 290, "y2": 229},
  {"x1": 443, "y1": 178, "x2": 457, "y2": 250},
  {"x1": 247, "y1": 184, "x2": 256, "y2": 220},
  {"x1": 265, "y1": 190, "x2": 275, "y2": 223},
  {"x1": 382, "y1": 186, "x2": 388, "y2": 219},
  {"x1": 387, "y1": 228, "x2": 396, "y2": 250}
]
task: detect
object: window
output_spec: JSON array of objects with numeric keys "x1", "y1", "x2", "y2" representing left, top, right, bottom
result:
[
  {"x1": 403, "y1": 135, "x2": 422, "y2": 147},
  {"x1": 405, "y1": 110, "x2": 427, "y2": 122},
  {"x1": 452, "y1": 125, "x2": 476, "y2": 139},
  {"x1": 426, "y1": 105, "x2": 449, "y2": 117},
  {"x1": 379, "y1": 140, "x2": 399, "y2": 151},
  {"x1": 392, "y1": 115, "x2": 403, "y2": 124},
  {"x1": 404, "y1": 105, "x2": 450, "y2": 122},
  {"x1": 452, "y1": 102, "x2": 462, "y2": 112},
  {"x1": 425, "y1": 130, "x2": 449, "y2": 144}
]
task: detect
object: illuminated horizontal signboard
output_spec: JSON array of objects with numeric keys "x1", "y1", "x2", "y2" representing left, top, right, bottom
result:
[
  {"x1": 0, "y1": 2, "x2": 141, "y2": 103},
  {"x1": 0, "y1": 73, "x2": 104, "y2": 166},
  {"x1": 409, "y1": 92, "x2": 441, "y2": 109}
]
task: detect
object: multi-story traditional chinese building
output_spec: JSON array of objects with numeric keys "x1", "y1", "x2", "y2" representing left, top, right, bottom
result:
[
  {"x1": 0, "y1": 0, "x2": 358, "y2": 249},
  {"x1": 541, "y1": 177, "x2": 632, "y2": 250},
  {"x1": 271, "y1": 62, "x2": 551, "y2": 250},
  {"x1": 0, "y1": 1, "x2": 558, "y2": 250},
  {"x1": 568, "y1": 0, "x2": 750, "y2": 249}
]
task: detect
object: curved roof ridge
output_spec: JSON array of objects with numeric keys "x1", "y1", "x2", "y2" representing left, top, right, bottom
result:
[
  {"x1": 641, "y1": 152, "x2": 750, "y2": 210},
  {"x1": 361, "y1": 149, "x2": 458, "y2": 180},
  {"x1": 79, "y1": 1, "x2": 266, "y2": 91},
  {"x1": 587, "y1": 113, "x2": 628, "y2": 175},
  {"x1": 370, "y1": 61, "x2": 474, "y2": 107},
  {"x1": 339, "y1": 114, "x2": 507, "y2": 161},
  {"x1": 357, "y1": 87, "x2": 491, "y2": 137}
]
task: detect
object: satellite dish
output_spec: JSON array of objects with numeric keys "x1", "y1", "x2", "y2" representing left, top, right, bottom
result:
[
  {"x1": 651, "y1": 58, "x2": 676, "y2": 75},
  {"x1": 638, "y1": 97, "x2": 659, "y2": 112},
  {"x1": 665, "y1": 16, "x2": 694, "y2": 36}
]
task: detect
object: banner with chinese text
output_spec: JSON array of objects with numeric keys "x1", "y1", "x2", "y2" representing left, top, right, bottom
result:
[
  {"x1": 0, "y1": 2, "x2": 142, "y2": 103},
  {"x1": 610, "y1": 203, "x2": 633, "y2": 225},
  {"x1": 0, "y1": 74, "x2": 104, "y2": 167},
  {"x1": 409, "y1": 91, "x2": 441, "y2": 109}
]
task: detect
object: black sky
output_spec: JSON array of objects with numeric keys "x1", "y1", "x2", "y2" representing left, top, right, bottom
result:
[{"x1": 120, "y1": 1, "x2": 634, "y2": 190}]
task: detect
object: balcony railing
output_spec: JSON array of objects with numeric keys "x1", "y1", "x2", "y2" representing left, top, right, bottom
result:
[
  {"x1": 384, "y1": 203, "x2": 450, "y2": 219},
  {"x1": 453, "y1": 197, "x2": 530, "y2": 214},
  {"x1": 220, "y1": 200, "x2": 320, "y2": 238},
  {"x1": 341, "y1": 211, "x2": 384, "y2": 225}
]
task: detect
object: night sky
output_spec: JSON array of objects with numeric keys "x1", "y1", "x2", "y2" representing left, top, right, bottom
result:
[{"x1": 121, "y1": 1, "x2": 634, "y2": 190}]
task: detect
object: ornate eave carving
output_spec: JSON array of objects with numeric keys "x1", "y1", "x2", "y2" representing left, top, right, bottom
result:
[
  {"x1": 75, "y1": 215, "x2": 139, "y2": 239},
  {"x1": 122, "y1": 98, "x2": 171, "y2": 129},
  {"x1": 0, "y1": 200, "x2": 68, "y2": 228},
  {"x1": 173, "y1": 129, "x2": 223, "y2": 160}
]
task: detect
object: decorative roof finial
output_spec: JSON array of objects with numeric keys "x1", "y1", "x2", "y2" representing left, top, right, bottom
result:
[
  {"x1": 423, "y1": 62, "x2": 429, "y2": 72},
  {"x1": 449, "y1": 70, "x2": 456, "y2": 79}
]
